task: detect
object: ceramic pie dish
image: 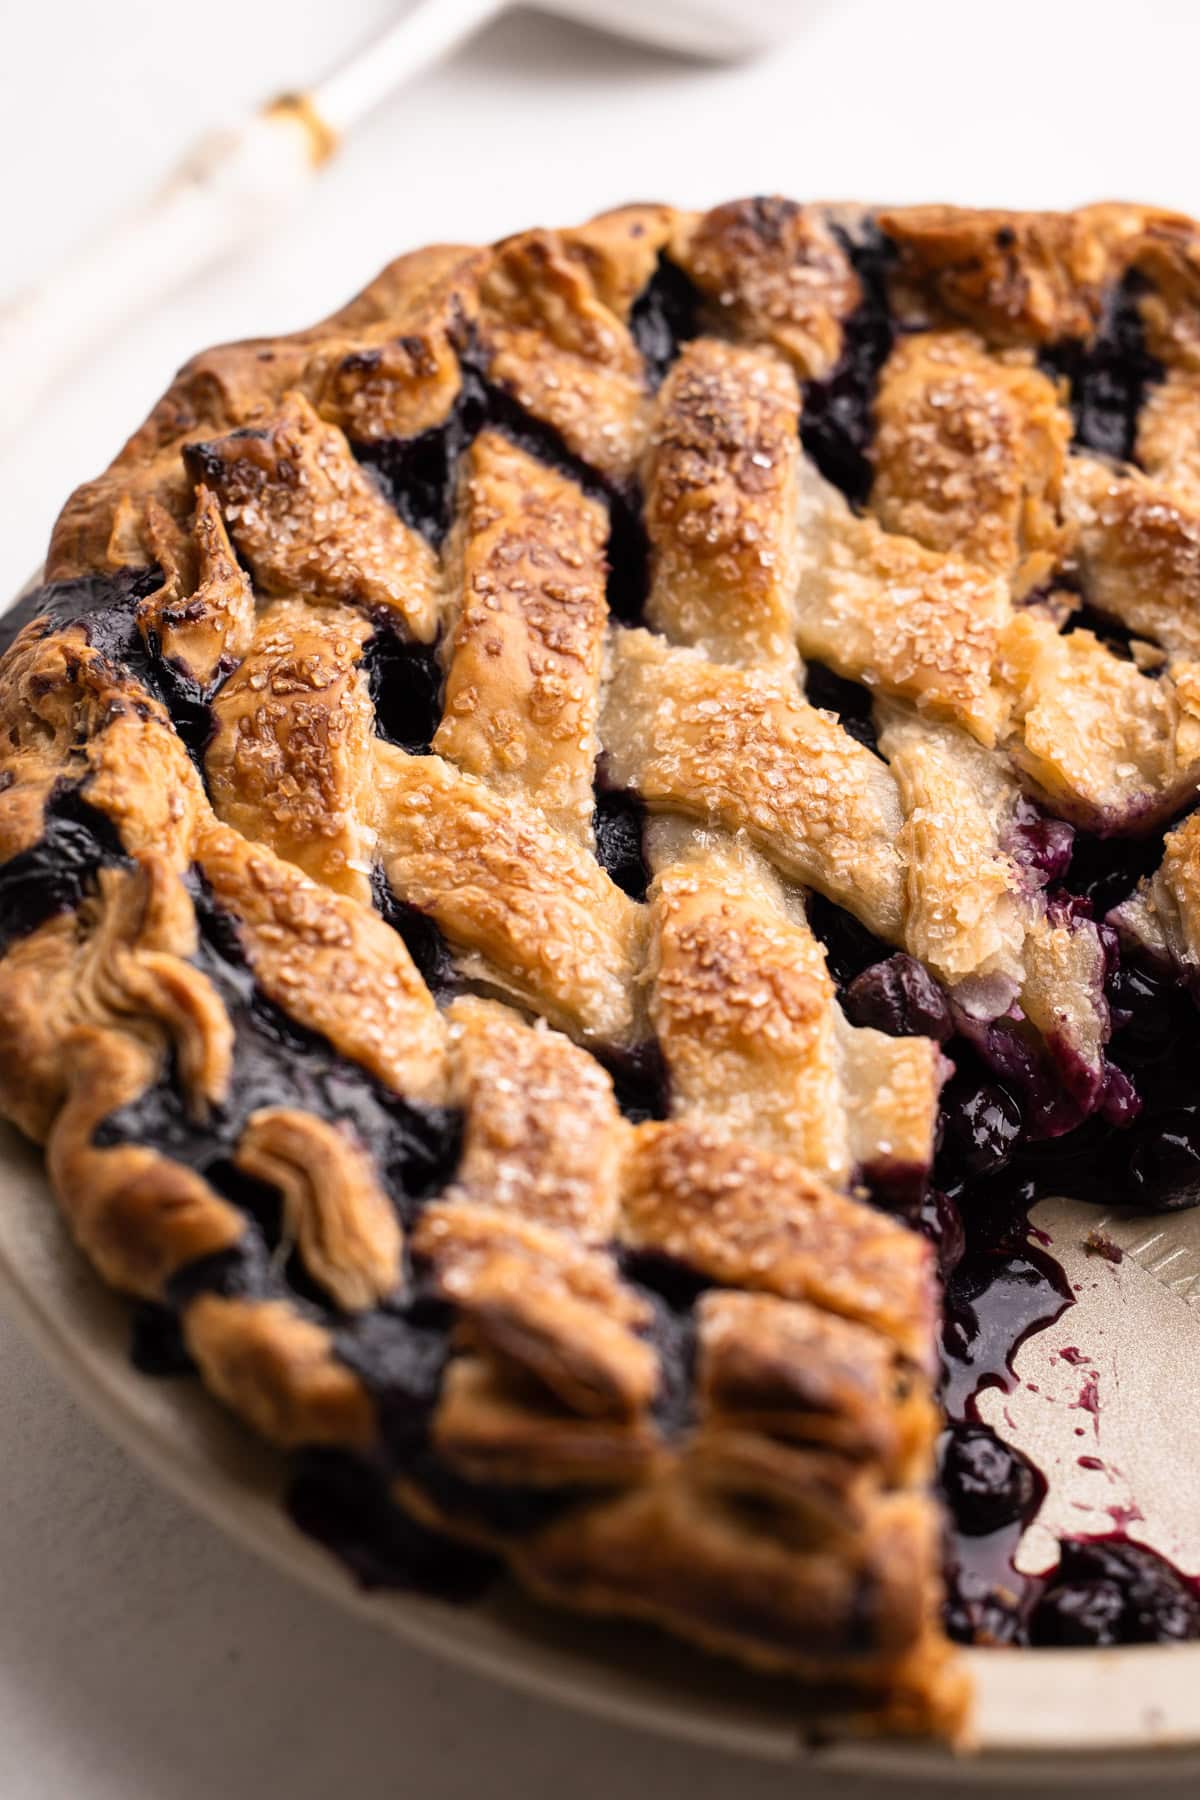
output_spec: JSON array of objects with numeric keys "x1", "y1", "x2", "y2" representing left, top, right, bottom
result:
[{"x1": 4, "y1": 196, "x2": 1200, "y2": 1761}]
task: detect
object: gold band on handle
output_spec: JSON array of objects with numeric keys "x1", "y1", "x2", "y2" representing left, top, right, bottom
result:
[{"x1": 265, "y1": 92, "x2": 340, "y2": 166}]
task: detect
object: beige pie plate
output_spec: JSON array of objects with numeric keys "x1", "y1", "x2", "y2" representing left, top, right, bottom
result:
[{"x1": 4, "y1": 576, "x2": 1200, "y2": 1779}]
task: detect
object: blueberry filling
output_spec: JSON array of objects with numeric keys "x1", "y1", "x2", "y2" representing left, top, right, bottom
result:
[
  {"x1": 619, "y1": 1254, "x2": 702, "y2": 1437},
  {"x1": 1003, "y1": 798, "x2": 1075, "y2": 887},
  {"x1": 597, "y1": 1039, "x2": 669, "y2": 1125},
  {"x1": 1067, "y1": 822, "x2": 1168, "y2": 918},
  {"x1": 95, "y1": 874, "x2": 463, "y2": 1224},
  {"x1": 940, "y1": 1424, "x2": 1041, "y2": 1538},
  {"x1": 842, "y1": 954, "x2": 953, "y2": 1042},
  {"x1": 0, "y1": 565, "x2": 162, "y2": 663},
  {"x1": 369, "y1": 869, "x2": 461, "y2": 1002},
  {"x1": 1040, "y1": 271, "x2": 1164, "y2": 463},
  {"x1": 591, "y1": 788, "x2": 651, "y2": 901},
  {"x1": 940, "y1": 1222, "x2": 1074, "y2": 1425},
  {"x1": 799, "y1": 221, "x2": 895, "y2": 507},
  {"x1": 167, "y1": 1234, "x2": 277, "y2": 1311},
  {"x1": 358, "y1": 414, "x2": 468, "y2": 548},
  {"x1": 0, "y1": 785, "x2": 127, "y2": 955},
  {"x1": 286, "y1": 1448, "x2": 498, "y2": 1598},
  {"x1": 4, "y1": 568, "x2": 218, "y2": 768},
  {"x1": 804, "y1": 890, "x2": 893, "y2": 988},
  {"x1": 629, "y1": 254, "x2": 700, "y2": 388},
  {"x1": 363, "y1": 623, "x2": 444, "y2": 753},
  {"x1": 334, "y1": 1305, "x2": 454, "y2": 1461},
  {"x1": 969, "y1": 955, "x2": 1200, "y2": 1215},
  {"x1": 1030, "y1": 1538, "x2": 1200, "y2": 1647},
  {"x1": 356, "y1": 421, "x2": 467, "y2": 551},
  {"x1": 128, "y1": 1300, "x2": 196, "y2": 1377}
]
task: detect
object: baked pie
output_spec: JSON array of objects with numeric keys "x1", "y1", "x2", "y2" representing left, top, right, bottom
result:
[{"x1": 8, "y1": 195, "x2": 1200, "y2": 1741}]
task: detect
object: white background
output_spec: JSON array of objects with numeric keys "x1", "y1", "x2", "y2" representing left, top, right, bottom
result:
[{"x1": 3, "y1": 2, "x2": 1200, "y2": 1793}]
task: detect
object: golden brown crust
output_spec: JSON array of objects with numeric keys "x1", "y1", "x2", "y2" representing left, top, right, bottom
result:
[
  {"x1": 997, "y1": 611, "x2": 1200, "y2": 829},
  {"x1": 435, "y1": 430, "x2": 609, "y2": 838},
  {"x1": 871, "y1": 331, "x2": 1072, "y2": 594},
  {"x1": 139, "y1": 485, "x2": 256, "y2": 691},
  {"x1": 601, "y1": 628, "x2": 907, "y2": 939},
  {"x1": 1129, "y1": 215, "x2": 1200, "y2": 370},
  {"x1": 183, "y1": 1293, "x2": 377, "y2": 1450},
  {"x1": 671, "y1": 197, "x2": 860, "y2": 378},
  {"x1": 695, "y1": 1291, "x2": 935, "y2": 1479},
  {"x1": 642, "y1": 339, "x2": 802, "y2": 669},
  {"x1": 235, "y1": 1107, "x2": 403, "y2": 1312},
  {"x1": 476, "y1": 228, "x2": 652, "y2": 484},
  {"x1": 879, "y1": 204, "x2": 1123, "y2": 343},
  {"x1": 184, "y1": 390, "x2": 439, "y2": 639},
  {"x1": 794, "y1": 462, "x2": 1014, "y2": 745},
  {"x1": 376, "y1": 743, "x2": 647, "y2": 1045},
  {"x1": 620, "y1": 1121, "x2": 935, "y2": 1365},
  {"x1": 1064, "y1": 452, "x2": 1200, "y2": 660},
  {"x1": 444, "y1": 997, "x2": 625, "y2": 1240},
  {"x1": 1111, "y1": 808, "x2": 1200, "y2": 976},
  {"x1": 1136, "y1": 369, "x2": 1200, "y2": 496},
  {"x1": 425, "y1": 1356, "x2": 662, "y2": 1488},
  {"x1": 205, "y1": 600, "x2": 377, "y2": 903},
  {"x1": 511, "y1": 1477, "x2": 963, "y2": 1737},
  {"x1": 644, "y1": 823, "x2": 941, "y2": 1185},
  {"x1": 305, "y1": 245, "x2": 486, "y2": 443},
  {"x1": 0, "y1": 623, "x2": 209, "y2": 867},
  {"x1": 48, "y1": 1027, "x2": 245, "y2": 1301},
  {"x1": 195, "y1": 822, "x2": 449, "y2": 1103},
  {"x1": 414, "y1": 1202, "x2": 656, "y2": 1419}
]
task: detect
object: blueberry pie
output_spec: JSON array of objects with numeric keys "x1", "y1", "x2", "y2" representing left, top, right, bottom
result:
[{"x1": 9, "y1": 197, "x2": 1200, "y2": 1741}]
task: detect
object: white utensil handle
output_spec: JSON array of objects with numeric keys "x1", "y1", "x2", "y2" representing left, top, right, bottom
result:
[
  {"x1": 0, "y1": 0, "x2": 503, "y2": 454},
  {"x1": 313, "y1": 0, "x2": 502, "y2": 137},
  {"x1": 0, "y1": 110, "x2": 317, "y2": 452}
]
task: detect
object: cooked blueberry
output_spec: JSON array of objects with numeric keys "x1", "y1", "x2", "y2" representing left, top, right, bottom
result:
[
  {"x1": 1099, "y1": 1065, "x2": 1141, "y2": 1127},
  {"x1": 1127, "y1": 1109, "x2": 1200, "y2": 1210},
  {"x1": 1031, "y1": 1579, "x2": 1126, "y2": 1646},
  {"x1": 1106, "y1": 962, "x2": 1178, "y2": 1063},
  {"x1": 1031, "y1": 1539, "x2": 1200, "y2": 1646},
  {"x1": 843, "y1": 954, "x2": 952, "y2": 1040},
  {"x1": 592, "y1": 790, "x2": 650, "y2": 900},
  {"x1": 1067, "y1": 825, "x2": 1167, "y2": 915},
  {"x1": 940, "y1": 1082, "x2": 1023, "y2": 1178},
  {"x1": 1007, "y1": 803, "x2": 1075, "y2": 885},
  {"x1": 916, "y1": 1187, "x2": 965, "y2": 1278},
  {"x1": 940, "y1": 1425, "x2": 1037, "y2": 1535}
]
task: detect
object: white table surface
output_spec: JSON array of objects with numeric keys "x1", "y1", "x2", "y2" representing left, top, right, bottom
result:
[{"x1": 4, "y1": 3, "x2": 1200, "y2": 1793}]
